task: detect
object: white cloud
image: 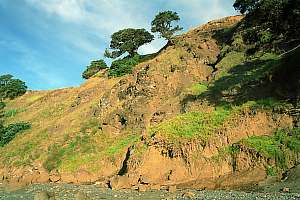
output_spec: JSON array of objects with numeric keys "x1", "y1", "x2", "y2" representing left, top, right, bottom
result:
[
  {"x1": 24, "y1": 0, "x2": 236, "y2": 56},
  {"x1": 25, "y1": 0, "x2": 86, "y2": 22},
  {"x1": 24, "y1": 0, "x2": 159, "y2": 54}
]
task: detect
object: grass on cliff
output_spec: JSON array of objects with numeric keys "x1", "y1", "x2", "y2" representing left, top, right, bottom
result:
[
  {"x1": 240, "y1": 128, "x2": 300, "y2": 169},
  {"x1": 150, "y1": 99, "x2": 290, "y2": 143},
  {"x1": 43, "y1": 131, "x2": 140, "y2": 173},
  {"x1": 150, "y1": 107, "x2": 231, "y2": 143}
]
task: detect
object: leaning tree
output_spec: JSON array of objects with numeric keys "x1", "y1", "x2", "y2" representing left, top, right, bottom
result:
[
  {"x1": 104, "y1": 28, "x2": 154, "y2": 59},
  {"x1": 151, "y1": 10, "x2": 183, "y2": 41}
]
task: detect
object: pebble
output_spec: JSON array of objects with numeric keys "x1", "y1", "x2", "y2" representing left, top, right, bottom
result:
[{"x1": 0, "y1": 183, "x2": 299, "y2": 200}]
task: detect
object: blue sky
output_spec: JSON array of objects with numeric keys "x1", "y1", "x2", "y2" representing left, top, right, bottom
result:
[{"x1": 0, "y1": 0, "x2": 237, "y2": 90}]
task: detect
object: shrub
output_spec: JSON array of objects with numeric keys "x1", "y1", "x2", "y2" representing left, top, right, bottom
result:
[
  {"x1": 0, "y1": 122, "x2": 31, "y2": 147},
  {"x1": 108, "y1": 54, "x2": 142, "y2": 77},
  {"x1": 0, "y1": 74, "x2": 27, "y2": 100},
  {"x1": 0, "y1": 102, "x2": 5, "y2": 110},
  {"x1": 241, "y1": 128, "x2": 300, "y2": 168},
  {"x1": 82, "y1": 59, "x2": 108, "y2": 79}
]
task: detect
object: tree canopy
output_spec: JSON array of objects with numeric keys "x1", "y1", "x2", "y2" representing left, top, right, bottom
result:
[
  {"x1": 151, "y1": 11, "x2": 183, "y2": 40},
  {"x1": 233, "y1": 0, "x2": 300, "y2": 46},
  {"x1": 82, "y1": 59, "x2": 108, "y2": 79},
  {"x1": 233, "y1": 0, "x2": 259, "y2": 14},
  {"x1": 104, "y1": 28, "x2": 154, "y2": 59},
  {"x1": 0, "y1": 74, "x2": 27, "y2": 100}
]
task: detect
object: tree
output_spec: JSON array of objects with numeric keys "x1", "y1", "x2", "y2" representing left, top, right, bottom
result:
[
  {"x1": 233, "y1": 0, "x2": 259, "y2": 14},
  {"x1": 151, "y1": 11, "x2": 183, "y2": 41},
  {"x1": 82, "y1": 59, "x2": 108, "y2": 79},
  {"x1": 233, "y1": 0, "x2": 300, "y2": 46},
  {"x1": 0, "y1": 74, "x2": 27, "y2": 100},
  {"x1": 104, "y1": 28, "x2": 154, "y2": 59}
]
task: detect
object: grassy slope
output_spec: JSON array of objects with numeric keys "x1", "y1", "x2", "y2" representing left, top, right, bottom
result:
[{"x1": 0, "y1": 78, "x2": 138, "y2": 174}]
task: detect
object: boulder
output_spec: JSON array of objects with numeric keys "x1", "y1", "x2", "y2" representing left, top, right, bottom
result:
[
  {"x1": 167, "y1": 185, "x2": 177, "y2": 193},
  {"x1": 138, "y1": 184, "x2": 148, "y2": 192},
  {"x1": 109, "y1": 175, "x2": 131, "y2": 190},
  {"x1": 150, "y1": 184, "x2": 161, "y2": 191},
  {"x1": 139, "y1": 175, "x2": 151, "y2": 184},
  {"x1": 182, "y1": 191, "x2": 195, "y2": 199},
  {"x1": 75, "y1": 192, "x2": 90, "y2": 200},
  {"x1": 34, "y1": 191, "x2": 50, "y2": 200},
  {"x1": 61, "y1": 173, "x2": 77, "y2": 184},
  {"x1": 49, "y1": 170, "x2": 61, "y2": 183},
  {"x1": 36, "y1": 172, "x2": 50, "y2": 183}
]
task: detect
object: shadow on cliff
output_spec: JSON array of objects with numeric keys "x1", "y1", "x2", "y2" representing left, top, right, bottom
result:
[{"x1": 181, "y1": 46, "x2": 300, "y2": 111}]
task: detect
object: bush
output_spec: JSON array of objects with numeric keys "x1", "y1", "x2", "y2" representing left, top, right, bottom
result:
[
  {"x1": 82, "y1": 59, "x2": 108, "y2": 79},
  {"x1": 108, "y1": 54, "x2": 142, "y2": 77},
  {"x1": 241, "y1": 128, "x2": 300, "y2": 169},
  {"x1": 0, "y1": 74, "x2": 27, "y2": 100},
  {"x1": 0, "y1": 122, "x2": 31, "y2": 147},
  {"x1": 0, "y1": 102, "x2": 5, "y2": 110}
]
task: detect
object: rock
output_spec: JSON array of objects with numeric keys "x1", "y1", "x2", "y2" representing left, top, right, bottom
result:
[
  {"x1": 7, "y1": 176, "x2": 26, "y2": 189},
  {"x1": 36, "y1": 172, "x2": 50, "y2": 183},
  {"x1": 150, "y1": 184, "x2": 161, "y2": 190},
  {"x1": 138, "y1": 184, "x2": 147, "y2": 192},
  {"x1": 109, "y1": 175, "x2": 131, "y2": 190},
  {"x1": 76, "y1": 170, "x2": 95, "y2": 184},
  {"x1": 34, "y1": 191, "x2": 50, "y2": 200},
  {"x1": 20, "y1": 173, "x2": 35, "y2": 185},
  {"x1": 75, "y1": 192, "x2": 90, "y2": 200},
  {"x1": 167, "y1": 185, "x2": 176, "y2": 193},
  {"x1": 61, "y1": 173, "x2": 77, "y2": 184},
  {"x1": 94, "y1": 180, "x2": 109, "y2": 188},
  {"x1": 281, "y1": 187, "x2": 289, "y2": 193},
  {"x1": 139, "y1": 175, "x2": 151, "y2": 184},
  {"x1": 49, "y1": 171, "x2": 61, "y2": 183},
  {"x1": 182, "y1": 191, "x2": 195, "y2": 199}
]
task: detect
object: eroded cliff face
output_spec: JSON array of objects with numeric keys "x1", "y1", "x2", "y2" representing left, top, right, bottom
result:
[{"x1": 1, "y1": 16, "x2": 299, "y2": 190}]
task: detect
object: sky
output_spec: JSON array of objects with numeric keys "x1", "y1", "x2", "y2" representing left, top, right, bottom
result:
[{"x1": 0, "y1": 0, "x2": 237, "y2": 90}]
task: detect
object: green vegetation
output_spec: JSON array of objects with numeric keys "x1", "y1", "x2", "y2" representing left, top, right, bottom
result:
[
  {"x1": 240, "y1": 128, "x2": 300, "y2": 168},
  {"x1": 151, "y1": 10, "x2": 183, "y2": 41},
  {"x1": 104, "y1": 28, "x2": 154, "y2": 59},
  {"x1": 106, "y1": 134, "x2": 139, "y2": 156},
  {"x1": 108, "y1": 53, "x2": 157, "y2": 77},
  {"x1": 108, "y1": 54, "x2": 142, "y2": 77},
  {"x1": 43, "y1": 133, "x2": 140, "y2": 173},
  {"x1": 215, "y1": 51, "x2": 245, "y2": 79},
  {"x1": 44, "y1": 133, "x2": 96, "y2": 172},
  {"x1": 0, "y1": 102, "x2": 5, "y2": 110},
  {"x1": 0, "y1": 130, "x2": 48, "y2": 167},
  {"x1": 189, "y1": 83, "x2": 208, "y2": 96},
  {"x1": 0, "y1": 122, "x2": 31, "y2": 147},
  {"x1": 233, "y1": 0, "x2": 300, "y2": 50},
  {"x1": 266, "y1": 165, "x2": 278, "y2": 176},
  {"x1": 80, "y1": 118, "x2": 101, "y2": 135},
  {"x1": 203, "y1": 52, "x2": 281, "y2": 105},
  {"x1": 150, "y1": 107, "x2": 231, "y2": 142},
  {"x1": 0, "y1": 78, "x2": 31, "y2": 147},
  {"x1": 0, "y1": 74, "x2": 27, "y2": 100},
  {"x1": 4, "y1": 109, "x2": 18, "y2": 118},
  {"x1": 82, "y1": 59, "x2": 108, "y2": 79}
]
